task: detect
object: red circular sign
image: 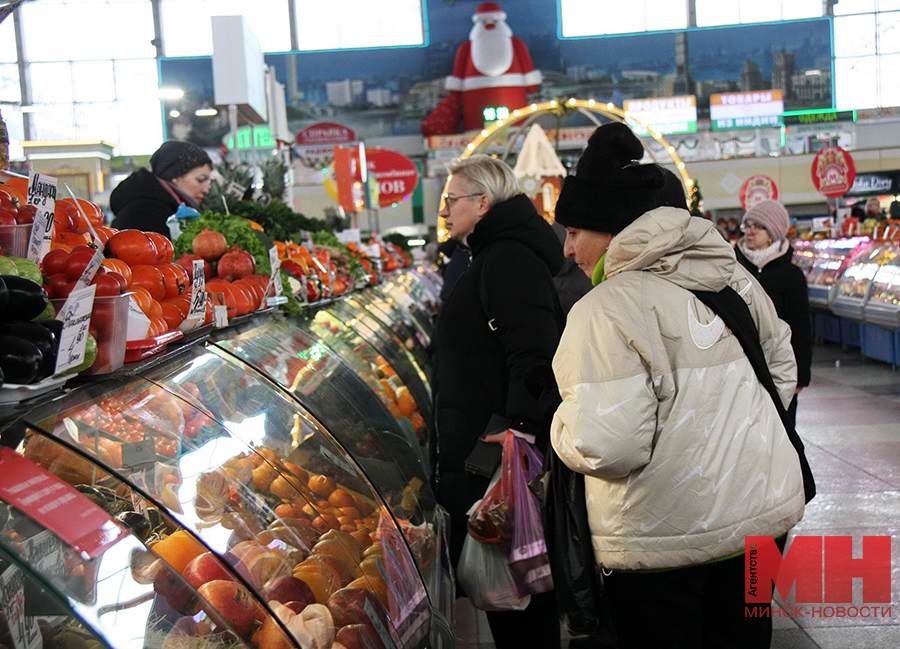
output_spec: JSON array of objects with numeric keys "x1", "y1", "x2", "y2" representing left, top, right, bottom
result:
[
  {"x1": 366, "y1": 148, "x2": 419, "y2": 208},
  {"x1": 811, "y1": 146, "x2": 856, "y2": 198},
  {"x1": 740, "y1": 175, "x2": 779, "y2": 210}
]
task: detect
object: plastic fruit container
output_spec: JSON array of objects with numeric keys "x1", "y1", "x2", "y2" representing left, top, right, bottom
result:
[
  {"x1": 0, "y1": 223, "x2": 32, "y2": 257},
  {"x1": 52, "y1": 293, "x2": 130, "y2": 375}
]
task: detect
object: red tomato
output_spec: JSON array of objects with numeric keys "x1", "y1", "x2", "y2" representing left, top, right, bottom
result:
[
  {"x1": 129, "y1": 264, "x2": 166, "y2": 301},
  {"x1": 91, "y1": 300, "x2": 119, "y2": 341},
  {"x1": 106, "y1": 230, "x2": 158, "y2": 266},
  {"x1": 0, "y1": 210, "x2": 15, "y2": 226},
  {"x1": 64, "y1": 249, "x2": 98, "y2": 281},
  {"x1": 41, "y1": 248, "x2": 70, "y2": 276},
  {"x1": 91, "y1": 272, "x2": 124, "y2": 297},
  {"x1": 14, "y1": 205, "x2": 35, "y2": 225},
  {"x1": 158, "y1": 263, "x2": 189, "y2": 299},
  {"x1": 160, "y1": 301, "x2": 185, "y2": 330},
  {"x1": 147, "y1": 232, "x2": 174, "y2": 264},
  {"x1": 105, "y1": 271, "x2": 127, "y2": 291},
  {"x1": 58, "y1": 198, "x2": 104, "y2": 231}
]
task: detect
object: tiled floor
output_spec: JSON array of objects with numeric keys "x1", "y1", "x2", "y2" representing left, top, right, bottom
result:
[{"x1": 452, "y1": 341, "x2": 900, "y2": 648}]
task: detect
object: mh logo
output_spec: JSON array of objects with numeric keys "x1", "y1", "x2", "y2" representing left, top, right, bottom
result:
[{"x1": 745, "y1": 536, "x2": 892, "y2": 604}]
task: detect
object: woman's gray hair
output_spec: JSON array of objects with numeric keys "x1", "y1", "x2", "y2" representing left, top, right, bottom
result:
[{"x1": 446, "y1": 155, "x2": 520, "y2": 205}]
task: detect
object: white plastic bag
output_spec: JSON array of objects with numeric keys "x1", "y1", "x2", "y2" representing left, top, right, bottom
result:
[
  {"x1": 458, "y1": 465, "x2": 531, "y2": 611},
  {"x1": 458, "y1": 533, "x2": 531, "y2": 611}
]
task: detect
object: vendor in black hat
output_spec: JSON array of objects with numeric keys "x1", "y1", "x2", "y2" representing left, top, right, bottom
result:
[{"x1": 110, "y1": 140, "x2": 213, "y2": 238}]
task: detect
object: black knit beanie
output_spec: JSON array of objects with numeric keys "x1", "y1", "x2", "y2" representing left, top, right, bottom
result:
[
  {"x1": 555, "y1": 122, "x2": 667, "y2": 233},
  {"x1": 150, "y1": 140, "x2": 213, "y2": 181}
]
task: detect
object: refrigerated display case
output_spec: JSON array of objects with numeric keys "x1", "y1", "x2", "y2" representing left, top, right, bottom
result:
[
  {"x1": 0, "y1": 278, "x2": 454, "y2": 649},
  {"x1": 831, "y1": 242, "x2": 895, "y2": 321},
  {"x1": 862, "y1": 242, "x2": 900, "y2": 328},
  {"x1": 795, "y1": 236, "x2": 873, "y2": 308}
]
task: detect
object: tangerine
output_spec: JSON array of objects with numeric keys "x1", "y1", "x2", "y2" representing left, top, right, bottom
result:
[
  {"x1": 308, "y1": 474, "x2": 336, "y2": 498},
  {"x1": 152, "y1": 530, "x2": 205, "y2": 574}
]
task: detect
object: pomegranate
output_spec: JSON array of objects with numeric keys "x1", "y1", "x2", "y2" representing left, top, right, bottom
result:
[
  {"x1": 191, "y1": 227, "x2": 228, "y2": 262},
  {"x1": 175, "y1": 253, "x2": 212, "y2": 281},
  {"x1": 216, "y1": 245, "x2": 256, "y2": 281}
]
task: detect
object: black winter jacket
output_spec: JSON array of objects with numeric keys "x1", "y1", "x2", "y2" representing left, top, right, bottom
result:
[
  {"x1": 110, "y1": 168, "x2": 192, "y2": 239},
  {"x1": 736, "y1": 241, "x2": 812, "y2": 387},
  {"x1": 432, "y1": 194, "x2": 564, "y2": 474}
]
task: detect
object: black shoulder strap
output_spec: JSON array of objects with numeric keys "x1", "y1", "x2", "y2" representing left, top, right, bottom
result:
[{"x1": 691, "y1": 286, "x2": 816, "y2": 503}]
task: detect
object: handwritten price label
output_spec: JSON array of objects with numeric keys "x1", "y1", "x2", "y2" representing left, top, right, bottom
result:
[
  {"x1": 26, "y1": 173, "x2": 57, "y2": 264},
  {"x1": 268, "y1": 246, "x2": 283, "y2": 307},
  {"x1": 181, "y1": 259, "x2": 207, "y2": 331},
  {"x1": 55, "y1": 284, "x2": 96, "y2": 374}
]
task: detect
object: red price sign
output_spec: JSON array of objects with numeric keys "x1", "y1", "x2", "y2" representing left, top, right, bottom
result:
[{"x1": 812, "y1": 146, "x2": 856, "y2": 198}]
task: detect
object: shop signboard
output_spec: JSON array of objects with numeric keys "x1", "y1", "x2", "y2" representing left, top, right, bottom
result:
[
  {"x1": 294, "y1": 122, "x2": 357, "y2": 169},
  {"x1": 811, "y1": 146, "x2": 856, "y2": 198},
  {"x1": 845, "y1": 170, "x2": 900, "y2": 197},
  {"x1": 710, "y1": 90, "x2": 784, "y2": 130},
  {"x1": 366, "y1": 148, "x2": 419, "y2": 208},
  {"x1": 740, "y1": 175, "x2": 779, "y2": 210},
  {"x1": 624, "y1": 95, "x2": 698, "y2": 135}
]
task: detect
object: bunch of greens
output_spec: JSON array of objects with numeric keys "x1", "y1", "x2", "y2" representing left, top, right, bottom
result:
[{"x1": 230, "y1": 200, "x2": 327, "y2": 242}]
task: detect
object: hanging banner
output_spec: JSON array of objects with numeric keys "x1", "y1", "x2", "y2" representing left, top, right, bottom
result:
[
  {"x1": 366, "y1": 148, "x2": 419, "y2": 208},
  {"x1": 740, "y1": 175, "x2": 779, "y2": 210},
  {"x1": 294, "y1": 122, "x2": 356, "y2": 169},
  {"x1": 811, "y1": 146, "x2": 856, "y2": 198}
]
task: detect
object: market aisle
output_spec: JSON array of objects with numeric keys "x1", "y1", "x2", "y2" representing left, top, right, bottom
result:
[{"x1": 453, "y1": 341, "x2": 900, "y2": 649}]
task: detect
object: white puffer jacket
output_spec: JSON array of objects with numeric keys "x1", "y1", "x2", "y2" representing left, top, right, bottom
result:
[{"x1": 551, "y1": 207, "x2": 805, "y2": 571}]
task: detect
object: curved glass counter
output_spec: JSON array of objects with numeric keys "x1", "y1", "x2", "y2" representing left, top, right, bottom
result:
[{"x1": 8, "y1": 344, "x2": 435, "y2": 649}]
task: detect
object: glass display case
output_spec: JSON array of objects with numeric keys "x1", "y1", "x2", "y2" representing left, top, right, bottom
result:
[
  {"x1": 862, "y1": 242, "x2": 900, "y2": 328},
  {"x1": 0, "y1": 340, "x2": 445, "y2": 649},
  {"x1": 832, "y1": 243, "x2": 896, "y2": 321},
  {"x1": 373, "y1": 270, "x2": 442, "y2": 343},
  {"x1": 795, "y1": 237, "x2": 874, "y2": 308}
]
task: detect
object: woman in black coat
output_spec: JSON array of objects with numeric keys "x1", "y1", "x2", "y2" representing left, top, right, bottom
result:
[
  {"x1": 735, "y1": 199, "x2": 812, "y2": 427},
  {"x1": 432, "y1": 154, "x2": 564, "y2": 649},
  {"x1": 110, "y1": 140, "x2": 213, "y2": 239}
]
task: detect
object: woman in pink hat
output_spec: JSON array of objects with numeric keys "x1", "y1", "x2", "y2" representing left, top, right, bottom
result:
[{"x1": 735, "y1": 199, "x2": 812, "y2": 427}]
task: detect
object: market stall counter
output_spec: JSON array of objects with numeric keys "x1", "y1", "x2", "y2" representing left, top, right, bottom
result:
[{"x1": 0, "y1": 328, "x2": 449, "y2": 649}]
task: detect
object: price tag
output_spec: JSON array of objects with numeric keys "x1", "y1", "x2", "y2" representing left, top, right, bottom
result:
[
  {"x1": 209, "y1": 291, "x2": 228, "y2": 328},
  {"x1": 268, "y1": 246, "x2": 283, "y2": 306},
  {"x1": 25, "y1": 173, "x2": 57, "y2": 264},
  {"x1": 0, "y1": 564, "x2": 42, "y2": 649},
  {"x1": 54, "y1": 284, "x2": 96, "y2": 374},
  {"x1": 126, "y1": 296, "x2": 151, "y2": 341},
  {"x1": 72, "y1": 247, "x2": 105, "y2": 290},
  {"x1": 181, "y1": 259, "x2": 207, "y2": 331}
]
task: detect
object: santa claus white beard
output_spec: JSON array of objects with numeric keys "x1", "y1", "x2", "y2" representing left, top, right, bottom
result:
[{"x1": 470, "y1": 22, "x2": 514, "y2": 77}]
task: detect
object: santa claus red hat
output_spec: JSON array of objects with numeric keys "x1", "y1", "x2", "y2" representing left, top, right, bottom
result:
[{"x1": 473, "y1": 2, "x2": 507, "y2": 22}]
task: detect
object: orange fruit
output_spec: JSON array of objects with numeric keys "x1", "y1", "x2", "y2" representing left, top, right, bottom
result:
[
  {"x1": 152, "y1": 530, "x2": 205, "y2": 574},
  {"x1": 308, "y1": 474, "x2": 336, "y2": 498},
  {"x1": 327, "y1": 488, "x2": 356, "y2": 509},
  {"x1": 395, "y1": 386, "x2": 416, "y2": 418},
  {"x1": 252, "y1": 463, "x2": 279, "y2": 491},
  {"x1": 292, "y1": 562, "x2": 337, "y2": 603}
]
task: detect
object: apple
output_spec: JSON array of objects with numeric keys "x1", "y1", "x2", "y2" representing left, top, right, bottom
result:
[
  {"x1": 153, "y1": 563, "x2": 194, "y2": 614},
  {"x1": 182, "y1": 552, "x2": 234, "y2": 590},
  {"x1": 335, "y1": 623, "x2": 387, "y2": 649},
  {"x1": 197, "y1": 580, "x2": 259, "y2": 639},
  {"x1": 261, "y1": 575, "x2": 315, "y2": 609},
  {"x1": 326, "y1": 587, "x2": 389, "y2": 629},
  {"x1": 252, "y1": 615, "x2": 293, "y2": 649}
]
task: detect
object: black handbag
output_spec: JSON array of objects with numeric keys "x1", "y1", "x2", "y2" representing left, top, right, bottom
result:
[
  {"x1": 690, "y1": 286, "x2": 816, "y2": 503},
  {"x1": 530, "y1": 448, "x2": 615, "y2": 642}
]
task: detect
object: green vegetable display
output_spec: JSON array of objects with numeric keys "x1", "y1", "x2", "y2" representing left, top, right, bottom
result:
[{"x1": 229, "y1": 200, "x2": 327, "y2": 243}]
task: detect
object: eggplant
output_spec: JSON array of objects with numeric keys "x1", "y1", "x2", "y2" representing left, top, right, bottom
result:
[
  {"x1": 0, "y1": 275, "x2": 49, "y2": 322},
  {"x1": 0, "y1": 322, "x2": 58, "y2": 380},
  {"x1": 0, "y1": 335, "x2": 43, "y2": 384},
  {"x1": 0, "y1": 276, "x2": 7, "y2": 311}
]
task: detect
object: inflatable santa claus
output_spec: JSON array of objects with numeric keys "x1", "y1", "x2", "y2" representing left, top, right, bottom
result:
[{"x1": 422, "y1": 2, "x2": 541, "y2": 136}]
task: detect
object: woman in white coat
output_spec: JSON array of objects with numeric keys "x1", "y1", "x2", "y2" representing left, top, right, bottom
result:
[{"x1": 550, "y1": 123, "x2": 805, "y2": 649}]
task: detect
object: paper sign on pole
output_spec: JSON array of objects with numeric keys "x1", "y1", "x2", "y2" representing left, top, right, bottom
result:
[{"x1": 25, "y1": 173, "x2": 57, "y2": 264}]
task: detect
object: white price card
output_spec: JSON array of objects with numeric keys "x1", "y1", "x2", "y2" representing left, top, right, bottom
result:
[
  {"x1": 0, "y1": 565, "x2": 42, "y2": 649},
  {"x1": 126, "y1": 296, "x2": 151, "y2": 341},
  {"x1": 180, "y1": 259, "x2": 207, "y2": 331},
  {"x1": 55, "y1": 284, "x2": 96, "y2": 374},
  {"x1": 268, "y1": 246, "x2": 283, "y2": 306},
  {"x1": 25, "y1": 173, "x2": 57, "y2": 264},
  {"x1": 73, "y1": 247, "x2": 105, "y2": 290}
]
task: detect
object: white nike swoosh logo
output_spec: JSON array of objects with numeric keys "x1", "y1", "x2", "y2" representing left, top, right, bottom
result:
[
  {"x1": 674, "y1": 465, "x2": 703, "y2": 489},
  {"x1": 596, "y1": 396, "x2": 635, "y2": 417},
  {"x1": 695, "y1": 367, "x2": 708, "y2": 380},
  {"x1": 669, "y1": 409, "x2": 697, "y2": 433},
  {"x1": 688, "y1": 301, "x2": 725, "y2": 349},
  {"x1": 739, "y1": 472, "x2": 768, "y2": 502},
  {"x1": 641, "y1": 512, "x2": 673, "y2": 533},
  {"x1": 601, "y1": 509, "x2": 622, "y2": 527},
  {"x1": 712, "y1": 465, "x2": 735, "y2": 493},
  {"x1": 704, "y1": 410, "x2": 723, "y2": 437},
  {"x1": 772, "y1": 472, "x2": 790, "y2": 497},
  {"x1": 684, "y1": 520, "x2": 709, "y2": 536}
]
